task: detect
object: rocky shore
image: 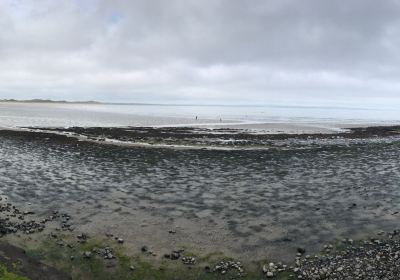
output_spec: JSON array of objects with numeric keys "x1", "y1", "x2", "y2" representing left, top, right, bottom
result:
[
  {"x1": 1, "y1": 194, "x2": 400, "y2": 279},
  {"x1": 292, "y1": 231, "x2": 400, "y2": 279}
]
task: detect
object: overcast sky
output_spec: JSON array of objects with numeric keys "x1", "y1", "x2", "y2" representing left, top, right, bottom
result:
[{"x1": 1, "y1": 0, "x2": 400, "y2": 107}]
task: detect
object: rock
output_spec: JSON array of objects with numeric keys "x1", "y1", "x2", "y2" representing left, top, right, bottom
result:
[
  {"x1": 262, "y1": 264, "x2": 269, "y2": 273},
  {"x1": 171, "y1": 252, "x2": 180, "y2": 260},
  {"x1": 141, "y1": 246, "x2": 148, "y2": 252},
  {"x1": 106, "y1": 253, "x2": 114, "y2": 259},
  {"x1": 266, "y1": 271, "x2": 274, "y2": 278},
  {"x1": 77, "y1": 233, "x2": 88, "y2": 240},
  {"x1": 297, "y1": 247, "x2": 306, "y2": 254},
  {"x1": 182, "y1": 256, "x2": 196, "y2": 265},
  {"x1": 83, "y1": 251, "x2": 92, "y2": 258},
  {"x1": 213, "y1": 260, "x2": 244, "y2": 275}
]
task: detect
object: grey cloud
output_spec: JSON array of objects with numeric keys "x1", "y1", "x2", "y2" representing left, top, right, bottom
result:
[{"x1": 0, "y1": 0, "x2": 400, "y2": 106}]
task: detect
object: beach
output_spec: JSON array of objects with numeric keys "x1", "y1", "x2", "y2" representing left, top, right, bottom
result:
[{"x1": 2, "y1": 0, "x2": 400, "y2": 277}]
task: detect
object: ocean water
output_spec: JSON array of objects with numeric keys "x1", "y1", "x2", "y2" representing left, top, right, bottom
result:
[{"x1": 0, "y1": 102, "x2": 399, "y2": 130}]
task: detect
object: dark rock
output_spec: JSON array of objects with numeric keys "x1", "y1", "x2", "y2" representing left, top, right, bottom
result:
[
  {"x1": 141, "y1": 246, "x2": 148, "y2": 252},
  {"x1": 297, "y1": 247, "x2": 306, "y2": 254}
]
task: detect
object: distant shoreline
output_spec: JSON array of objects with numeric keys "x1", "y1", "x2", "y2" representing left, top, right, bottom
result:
[
  {"x1": 2, "y1": 99, "x2": 396, "y2": 111},
  {"x1": 0, "y1": 99, "x2": 153, "y2": 106}
]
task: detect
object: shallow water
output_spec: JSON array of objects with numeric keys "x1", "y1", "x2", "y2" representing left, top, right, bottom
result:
[
  {"x1": 1, "y1": 132, "x2": 400, "y2": 261},
  {"x1": 1, "y1": 103, "x2": 399, "y2": 132}
]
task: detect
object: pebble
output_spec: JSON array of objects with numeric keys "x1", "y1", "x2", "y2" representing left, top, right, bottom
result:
[
  {"x1": 182, "y1": 256, "x2": 196, "y2": 265},
  {"x1": 141, "y1": 245, "x2": 148, "y2": 252},
  {"x1": 290, "y1": 232, "x2": 400, "y2": 279}
]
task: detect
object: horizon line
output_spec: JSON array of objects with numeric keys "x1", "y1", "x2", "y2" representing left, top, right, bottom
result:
[{"x1": 0, "y1": 98, "x2": 397, "y2": 112}]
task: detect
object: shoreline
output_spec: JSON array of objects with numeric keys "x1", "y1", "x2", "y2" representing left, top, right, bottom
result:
[{"x1": 0, "y1": 124, "x2": 399, "y2": 151}]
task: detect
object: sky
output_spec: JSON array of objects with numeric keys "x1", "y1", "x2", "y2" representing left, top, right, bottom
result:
[{"x1": 0, "y1": 0, "x2": 400, "y2": 107}]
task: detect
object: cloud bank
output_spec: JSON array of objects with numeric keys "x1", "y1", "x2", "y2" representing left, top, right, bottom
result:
[{"x1": 1, "y1": 0, "x2": 400, "y2": 107}]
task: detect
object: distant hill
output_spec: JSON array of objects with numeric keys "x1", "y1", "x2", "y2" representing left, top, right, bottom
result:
[
  {"x1": 0, "y1": 99, "x2": 102, "y2": 104},
  {"x1": 0, "y1": 99, "x2": 158, "y2": 106}
]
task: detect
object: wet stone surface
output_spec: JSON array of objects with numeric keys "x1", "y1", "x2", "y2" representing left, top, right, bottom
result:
[{"x1": 0, "y1": 197, "x2": 71, "y2": 237}]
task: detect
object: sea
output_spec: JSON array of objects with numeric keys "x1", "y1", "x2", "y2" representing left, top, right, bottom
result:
[{"x1": 0, "y1": 102, "x2": 399, "y2": 130}]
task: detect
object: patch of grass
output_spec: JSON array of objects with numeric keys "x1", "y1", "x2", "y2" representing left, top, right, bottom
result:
[
  {"x1": 12, "y1": 235, "x2": 299, "y2": 280},
  {"x1": 0, "y1": 263, "x2": 29, "y2": 280},
  {"x1": 25, "y1": 248, "x2": 45, "y2": 261},
  {"x1": 197, "y1": 251, "x2": 225, "y2": 263},
  {"x1": 275, "y1": 271, "x2": 294, "y2": 280}
]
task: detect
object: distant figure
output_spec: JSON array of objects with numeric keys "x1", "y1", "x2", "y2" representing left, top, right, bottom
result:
[
  {"x1": 195, "y1": 116, "x2": 198, "y2": 121},
  {"x1": 220, "y1": 118, "x2": 222, "y2": 122}
]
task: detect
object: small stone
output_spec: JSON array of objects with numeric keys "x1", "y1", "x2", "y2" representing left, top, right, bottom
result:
[
  {"x1": 171, "y1": 252, "x2": 180, "y2": 260},
  {"x1": 297, "y1": 247, "x2": 306, "y2": 254},
  {"x1": 141, "y1": 246, "x2": 148, "y2": 252},
  {"x1": 262, "y1": 264, "x2": 268, "y2": 273}
]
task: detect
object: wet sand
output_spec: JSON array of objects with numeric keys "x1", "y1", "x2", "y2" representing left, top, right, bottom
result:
[
  {"x1": 19, "y1": 124, "x2": 400, "y2": 149},
  {"x1": 1, "y1": 125, "x2": 400, "y2": 267}
]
